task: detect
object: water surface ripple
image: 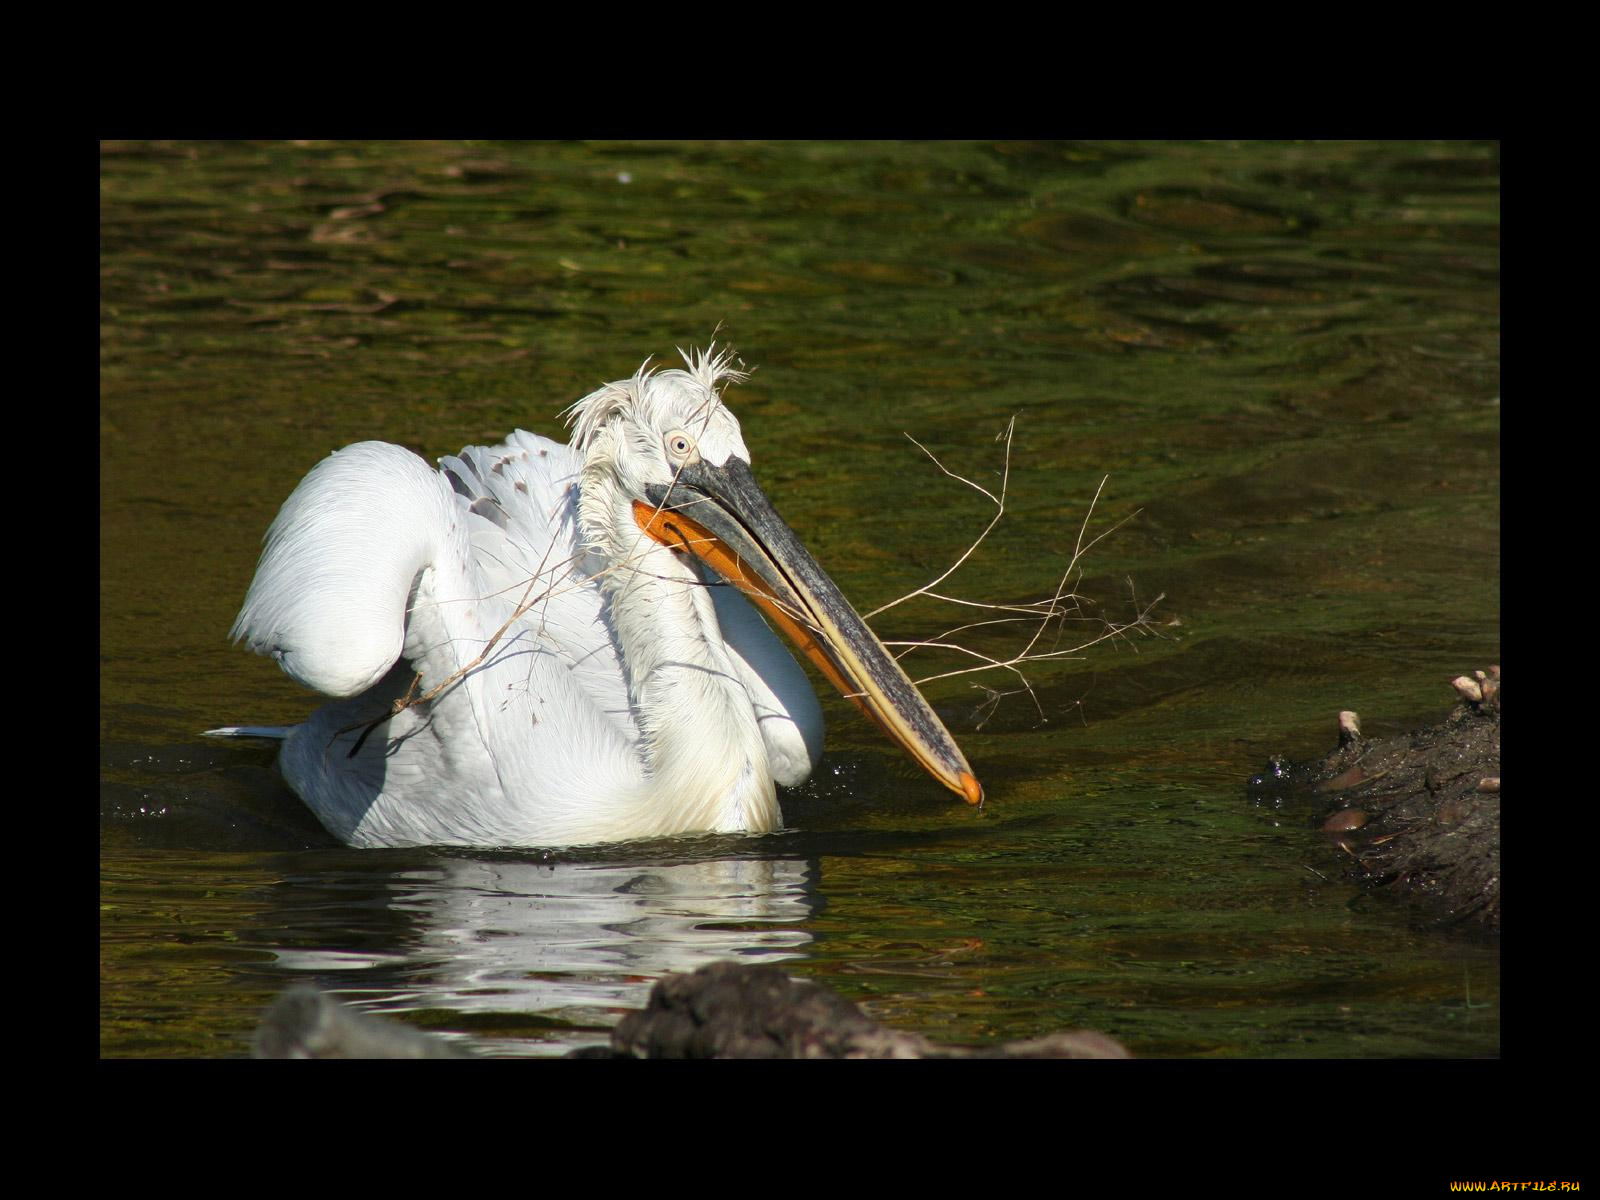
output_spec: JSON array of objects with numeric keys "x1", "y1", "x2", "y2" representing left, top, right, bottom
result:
[{"x1": 101, "y1": 140, "x2": 1498, "y2": 1057}]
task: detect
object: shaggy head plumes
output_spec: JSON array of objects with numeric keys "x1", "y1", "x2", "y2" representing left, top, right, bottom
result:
[{"x1": 564, "y1": 343, "x2": 750, "y2": 459}]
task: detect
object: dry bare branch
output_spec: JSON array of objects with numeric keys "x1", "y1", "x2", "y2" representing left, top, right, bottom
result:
[
  {"x1": 342, "y1": 413, "x2": 1157, "y2": 749},
  {"x1": 864, "y1": 416, "x2": 1015, "y2": 621},
  {"x1": 864, "y1": 421, "x2": 1162, "y2": 726}
]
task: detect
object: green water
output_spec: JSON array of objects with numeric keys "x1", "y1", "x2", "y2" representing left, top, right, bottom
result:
[{"x1": 100, "y1": 140, "x2": 1499, "y2": 1057}]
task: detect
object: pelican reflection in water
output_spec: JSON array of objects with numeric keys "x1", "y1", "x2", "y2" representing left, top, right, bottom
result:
[
  {"x1": 269, "y1": 856, "x2": 819, "y2": 1035},
  {"x1": 218, "y1": 346, "x2": 980, "y2": 848}
]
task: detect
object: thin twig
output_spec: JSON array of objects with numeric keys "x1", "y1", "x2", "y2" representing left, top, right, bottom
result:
[
  {"x1": 859, "y1": 421, "x2": 1161, "y2": 727},
  {"x1": 864, "y1": 416, "x2": 1015, "y2": 620}
]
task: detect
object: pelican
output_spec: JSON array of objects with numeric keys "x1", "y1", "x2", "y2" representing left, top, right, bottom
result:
[{"x1": 220, "y1": 346, "x2": 982, "y2": 848}]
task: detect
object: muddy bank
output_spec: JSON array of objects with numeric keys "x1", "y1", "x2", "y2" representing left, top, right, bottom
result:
[
  {"x1": 254, "y1": 963, "x2": 1129, "y2": 1059},
  {"x1": 1248, "y1": 666, "x2": 1499, "y2": 931}
]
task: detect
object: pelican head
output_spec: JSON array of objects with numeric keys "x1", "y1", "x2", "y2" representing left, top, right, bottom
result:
[{"x1": 565, "y1": 346, "x2": 983, "y2": 809}]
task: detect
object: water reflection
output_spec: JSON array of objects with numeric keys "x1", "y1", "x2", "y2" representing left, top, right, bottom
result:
[{"x1": 267, "y1": 853, "x2": 817, "y2": 1047}]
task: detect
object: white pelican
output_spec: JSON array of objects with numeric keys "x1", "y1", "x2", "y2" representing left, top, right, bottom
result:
[{"x1": 221, "y1": 346, "x2": 982, "y2": 848}]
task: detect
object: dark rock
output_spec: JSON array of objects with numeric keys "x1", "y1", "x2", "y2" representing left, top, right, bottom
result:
[
  {"x1": 1249, "y1": 665, "x2": 1500, "y2": 931},
  {"x1": 596, "y1": 962, "x2": 1129, "y2": 1059}
]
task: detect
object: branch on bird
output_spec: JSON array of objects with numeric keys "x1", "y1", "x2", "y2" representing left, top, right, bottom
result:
[{"x1": 337, "y1": 415, "x2": 1160, "y2": 750}]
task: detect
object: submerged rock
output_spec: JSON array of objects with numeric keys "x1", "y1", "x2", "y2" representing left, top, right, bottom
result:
[
  {"x1": 583, "y1": 962, "x2": 1129, "y2": 1059},
  {"x1": 255, "y1": 986, "x2": 475, "y2": 1058},
  {"x1": 254, "y1": 964, "x2": 1129, "y2": 1059},
  {"x1": 1248, "y1": 665, "x2": 1500, "y2": 931}
]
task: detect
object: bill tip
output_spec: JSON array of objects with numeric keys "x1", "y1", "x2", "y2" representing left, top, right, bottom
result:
[{"x1": 959, "y1": 771, "x2": 984, "y2": 807}]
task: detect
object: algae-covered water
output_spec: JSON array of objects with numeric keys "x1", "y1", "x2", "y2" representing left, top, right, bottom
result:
[{"x1": 101, "y1": 140, "x2": 1498, "y2": 1057}]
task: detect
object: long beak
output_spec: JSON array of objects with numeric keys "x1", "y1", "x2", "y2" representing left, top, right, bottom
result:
[{"x1": 636, "y1": 458, "x2": 983, "y2": 807}]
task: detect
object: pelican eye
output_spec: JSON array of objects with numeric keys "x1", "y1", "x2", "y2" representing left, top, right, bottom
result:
[{"x1": 664, "y1": 430, "x2": 697, "y2": 462}]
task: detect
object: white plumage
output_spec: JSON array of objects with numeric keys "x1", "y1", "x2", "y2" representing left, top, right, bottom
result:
[{"x1": 222, "y1": 346, "x2": 978, "y2": 849}]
